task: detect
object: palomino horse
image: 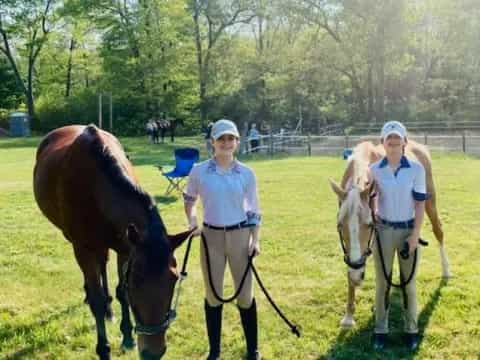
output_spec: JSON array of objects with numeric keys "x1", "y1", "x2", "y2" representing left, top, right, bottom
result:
[
  {"x1": 33, "y1": 125, "x2": 193, "y2": 359},
  {"x1": 329, "y1": 140, "x2": 450, "y2": 328}
]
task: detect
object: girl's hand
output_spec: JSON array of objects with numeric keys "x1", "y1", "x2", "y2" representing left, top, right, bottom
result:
[
  {"x1": 407, "y1": 234, "x2": 419, "y2": 254},
  {"x1": 249, "y1": 237, "x2": 260, "y2": 257},
  {"x1": 188, "y1": 217, "x2": 202, "y2": 236}
]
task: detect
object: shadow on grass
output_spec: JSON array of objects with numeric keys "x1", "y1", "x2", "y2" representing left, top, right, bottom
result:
[
  {"x1": 154, "y1": 195, "x2": 179, "y2": 205},
  {"x1": 1, "y1": 302, "x2": 87, "y2": 359},
  {"x1": 319, "y1": 278, "x2": 448, "y2": 360},
  {"x1": 0, "y1": 137, "x2": 41, "y2": 149}
]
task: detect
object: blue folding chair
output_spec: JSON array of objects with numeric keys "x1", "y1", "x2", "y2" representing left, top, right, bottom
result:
[{"x1": 157, "y1": 147, "x2": 200, "y2": 195}]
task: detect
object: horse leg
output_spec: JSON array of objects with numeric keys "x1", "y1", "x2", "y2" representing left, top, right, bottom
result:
[
  {"x1": 101, "y1": 255, "x2": 114, "y2": 321},
  {"x1": 75, "y1": 246, "x2": 111, "y2": 360},
  {"x1": 340, "y1": 278, "x2": 356, "y2": 328},
  {"x1": 426, "y1": 194, "x2": 451, "y2": 278},
  {"x1": 116, "y1": 254, "x2": 135, "y2": 351}
]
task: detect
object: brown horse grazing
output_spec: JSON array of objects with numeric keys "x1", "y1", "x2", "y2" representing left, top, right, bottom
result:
[
  {"x1": 329, "y1": 140, "x2": 450, "y2": 328},
  {"x1": 33, "y1": 125, "x2": 194, "y2": 360}
]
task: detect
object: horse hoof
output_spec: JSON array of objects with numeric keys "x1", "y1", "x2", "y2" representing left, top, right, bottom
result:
[
  {"x1": 340, "y1": 316, "x2": 355, "y2": 328},
  {"x1": 121, "y1": 338, "x2": 136, "y2": 351},
  {"x1": 442, "y1": 270, "x2": 452, "y2": 279}
]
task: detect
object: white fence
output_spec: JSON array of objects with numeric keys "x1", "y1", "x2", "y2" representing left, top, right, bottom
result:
[{"x1": 243, "y1": 133, "x2": 480, "y2": 156}]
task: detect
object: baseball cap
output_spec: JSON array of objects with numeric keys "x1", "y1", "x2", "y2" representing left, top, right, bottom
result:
[
  {"x1": 381, "y1": 121, "x2": 407, "y2": 140},
  {"x1": 211, "y1": 119, "x2": 240, "y2": 140}
]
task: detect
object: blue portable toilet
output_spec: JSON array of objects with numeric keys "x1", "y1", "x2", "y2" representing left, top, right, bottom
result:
[{"x1": 8, "y1": 112, "x2": 30, "y2": 137}]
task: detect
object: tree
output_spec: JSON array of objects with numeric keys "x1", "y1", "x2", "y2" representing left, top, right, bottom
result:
[
  {"x1": 188, "y1": 0, "x2": 256, "y2": 126},
  {"x1": 0, "y1": 0, "x2": 55, "y2": 121}
]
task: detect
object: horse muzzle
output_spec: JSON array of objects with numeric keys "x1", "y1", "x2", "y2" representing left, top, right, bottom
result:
[{"x1": 139, "y1": 347, "x2": 166, "y2": 360}]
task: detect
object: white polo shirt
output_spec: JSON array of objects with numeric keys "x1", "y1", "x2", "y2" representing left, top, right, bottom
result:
[
  {"x1": 369, "y1": 156, "x2": 427, "y2": 222},
  {"x1": 183, "y1": 159, "x2": 261, "y2": 227}
]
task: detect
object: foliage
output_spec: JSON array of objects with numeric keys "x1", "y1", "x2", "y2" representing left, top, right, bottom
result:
[{"x1": 1, "y1": 0, "x2": 480, "y2": 134}]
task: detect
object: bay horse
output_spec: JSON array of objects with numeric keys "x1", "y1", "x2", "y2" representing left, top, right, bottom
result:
[
  {"x1": 33, "y1": 125, "x2": 194, "y2": 359},
  {"x1": 329, "y1": 140, "x2": 450, "y2": 328}
]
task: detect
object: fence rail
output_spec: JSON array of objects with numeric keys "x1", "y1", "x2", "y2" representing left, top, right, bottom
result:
[{"x1": 243, "y1": 133, "x2": 480, "y2": 156}]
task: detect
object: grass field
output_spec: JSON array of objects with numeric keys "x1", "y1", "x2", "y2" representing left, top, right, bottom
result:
[{"x1": 0, "y1": 135, "x2": 479, "y2": 359}]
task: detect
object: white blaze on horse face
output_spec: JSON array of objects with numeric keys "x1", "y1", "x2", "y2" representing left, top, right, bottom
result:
[
  {"x1": 338, "y1": 187, "x2": 366, "y2": 284},
  {"x1": 338, "y1": 188, "x2": 362, "y2": 262}
]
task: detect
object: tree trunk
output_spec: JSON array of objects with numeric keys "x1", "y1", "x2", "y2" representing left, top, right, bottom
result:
[
  {"x1": 192, "y1": 3, "x2": 207, "y2": 126},
  {"x1": 375, "y1": 20, "x2": 386, "y2": 124},
  {"x1": 367, "y1": 63, "x2": 375, "y2": 121},
  {"x1": 65, "y1": 38, "x2": 75, "y2": 98},
  {"x1": 27, "y1": 58, "x2": 35, "y2": 120}
]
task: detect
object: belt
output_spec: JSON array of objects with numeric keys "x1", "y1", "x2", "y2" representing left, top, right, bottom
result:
[
  {"x1": 203, "y1": 221, "x2": 255, "y2": 231},
  {"x1": 379, "y1": 218, "x2": 415, "y2": 229}
]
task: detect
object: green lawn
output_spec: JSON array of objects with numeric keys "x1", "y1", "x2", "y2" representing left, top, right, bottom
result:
[{"x1": 1, "y1": 136, "x2": 479, "y2": 359}]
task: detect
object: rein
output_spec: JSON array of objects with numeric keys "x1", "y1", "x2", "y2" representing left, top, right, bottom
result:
[{"x1": 201, "y1": 233, "x2": 301, "y2": 337}]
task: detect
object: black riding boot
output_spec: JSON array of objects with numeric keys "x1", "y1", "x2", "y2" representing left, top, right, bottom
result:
[
  {"x1": 238, "y1": 298, "x2": 261, "y2": 360},
  {"x1": 204, "y1": 300, "x2": 222, "y2": 360}
]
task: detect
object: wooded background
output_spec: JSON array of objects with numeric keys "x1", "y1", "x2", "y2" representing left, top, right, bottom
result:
[{"x1": 1, "y1": 0, "x2": 479, "y2": 135}]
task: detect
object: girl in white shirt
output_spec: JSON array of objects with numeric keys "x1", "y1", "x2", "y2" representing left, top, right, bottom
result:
[
  {"x1": 369, "y1": 121, "x2": 426, "y2": 352},
  {"x1": 184, "y1": 119, "x2": 261, "y2": 360}
]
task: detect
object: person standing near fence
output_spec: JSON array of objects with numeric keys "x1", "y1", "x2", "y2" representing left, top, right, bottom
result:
[
  {"x1": 248, "y1": 123, "x2": 260, "y2": 153},
  {"x1": 183, "y1": 119, "x2": 262, "y2": 360},
  {"x1": 369, "y1": 120, "x2": 426, "y2": 351}
]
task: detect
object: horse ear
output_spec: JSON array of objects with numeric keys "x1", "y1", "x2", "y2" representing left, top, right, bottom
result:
[
  {"x1": 329, "y1": 179, "x2": 346, "y2": 200},
  {"x1": 127, "y1": 224, "x2": 142, "y2": 246},
  {"x1": 168, "y1": 229, "x2": 195, "y2": 250}
]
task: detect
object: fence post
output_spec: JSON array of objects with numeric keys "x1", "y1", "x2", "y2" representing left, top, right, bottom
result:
[
  {"x1": 424, "y1": 133, "x2": 427, "y2": 145},
  {"x1": 462, "y1": 131, "x2": 466, "y2": 153},
  {"x1": 307, "y1": 133, "x2": 311, "y2": 156},
  {"x1": 345, "y1": 135, "x2": 349, "y2": 148},
  {"x1": 269, "y1": 130, "x2": 274, "y2": 158}
]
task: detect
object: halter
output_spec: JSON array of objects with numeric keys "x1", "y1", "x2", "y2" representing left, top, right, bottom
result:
[
  {"x1": 336, "y1": 189, "x2": 376, "y2": 270},
  {"x1": 122, "y1": 257, "x2": 175, "y2": 335},
  {"x1": 122, "y1": 233, "x2": 195, "y2": 336}
]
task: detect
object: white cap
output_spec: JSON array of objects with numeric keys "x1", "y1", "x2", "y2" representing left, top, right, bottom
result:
[
  {"x1": 381, "y1": 121, "x2": 407, "y2": 140},
  {"x1": 211, "y1": 119, "x2": 239, "y2": 140}
]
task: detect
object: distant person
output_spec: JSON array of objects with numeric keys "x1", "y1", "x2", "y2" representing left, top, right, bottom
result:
[
  {"x1": 158, "y1": 119, "x2": 170, "y2": 144},
  {"x1": 247, "y1": 123, "x2": 260, "y2": 153},
  {"x1": 148, "y1": 119, "x2": 159, "y2": 143},
  {"x1": 146, "y1": 121, "x2": 153, "y2": 142}
]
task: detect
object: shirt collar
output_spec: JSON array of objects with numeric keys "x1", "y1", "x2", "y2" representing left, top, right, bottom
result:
[
  {"x1": 207, "y1": 158, "x2": 241, "y2": 174},
  {"x1": 379, "y1": 155, "x2": 410, "y2": 169}
]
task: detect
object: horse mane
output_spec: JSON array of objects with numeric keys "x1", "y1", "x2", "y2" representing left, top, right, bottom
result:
[
  {"x1": 83, "y1": 125, "x2": 154, "y2": 211},
  {"x1": 347, "y1": 142, "x2": 371, "y2": 190},
  {"x1": 82, "y1": 125, "x2": 171, "y2": 272}
]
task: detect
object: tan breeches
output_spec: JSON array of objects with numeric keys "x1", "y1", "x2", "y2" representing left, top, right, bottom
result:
[
  {"x1": 200, "y1": 227, "x2": 253, "y2": 309},
  {"x1": 373, "y1": 224, "x2": 420, "y2": 334}
]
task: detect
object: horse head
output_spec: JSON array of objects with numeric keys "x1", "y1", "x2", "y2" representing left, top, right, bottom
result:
[
  {"x1": 330, "y1": 179, "x2": 375, "y2": 286},
  {"x1": 124, "y1": 209, "x2": 193, "y2": 359}
]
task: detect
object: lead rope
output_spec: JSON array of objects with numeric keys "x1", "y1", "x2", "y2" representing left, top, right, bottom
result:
[
  {"x1": 170, "y1": 233, "x2": 196, "y2": 319},
  {"x1": 201, "y1": 232, "x2": 301, "y2": 337}
]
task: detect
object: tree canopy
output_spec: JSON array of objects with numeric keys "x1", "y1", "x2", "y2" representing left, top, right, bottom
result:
[{"x1": 1, "y1": 0, "x2": 479, "y2": 134}]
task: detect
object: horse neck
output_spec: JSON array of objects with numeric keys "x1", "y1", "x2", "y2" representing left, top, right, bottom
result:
[{"x1": 96, "y1": 175, "x2": 152, "y2": 233}]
